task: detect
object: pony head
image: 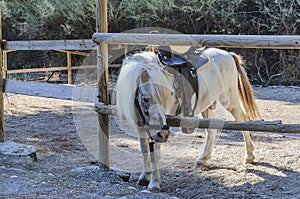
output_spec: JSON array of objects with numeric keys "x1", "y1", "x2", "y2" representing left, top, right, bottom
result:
[
  {"x1": 116, "y1": 52, "x2": 178, "y2": 141},
  {"x1": 136, "y1": 69, "x2": 175, "y2": 142}
]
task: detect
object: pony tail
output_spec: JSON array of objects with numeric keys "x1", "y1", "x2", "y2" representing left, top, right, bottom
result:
[{"x1": 230, "y1": 52, "x2": 260, "y2": 120}]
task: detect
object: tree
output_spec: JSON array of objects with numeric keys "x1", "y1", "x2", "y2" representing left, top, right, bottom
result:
[
  {"x1": 2, "y1": 0, "x2": 96, "y2": 40},
  {"x1": 2, "y1": 0, "x2": 299, "y2": 85}
]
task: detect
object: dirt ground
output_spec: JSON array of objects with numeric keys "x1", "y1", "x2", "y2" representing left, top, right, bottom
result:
[{"x1": 0, "y1": 85, "x2": 299, "y2": 198}]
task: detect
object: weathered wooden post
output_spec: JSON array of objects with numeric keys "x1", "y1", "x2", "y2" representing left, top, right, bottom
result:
[
  {"x1": 67, "y1": 51, "x2": 72, "y2": 84},
  {"x1": 96, "y1": 0, "x2": 109, "y2": 169},
  {"x1": 0, "y1": 1, "x2": 5, "y2": 142},
  {"x1": 3, "y1": 51, "x2": 8, "y2": 79}
]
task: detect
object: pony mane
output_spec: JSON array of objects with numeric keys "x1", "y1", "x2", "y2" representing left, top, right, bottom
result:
[{"x1": 116, "y1": 51, "x2": 174, "y2": 129}]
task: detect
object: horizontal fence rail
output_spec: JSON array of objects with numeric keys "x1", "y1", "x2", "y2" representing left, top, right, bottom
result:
[
  {"x1": 5, "y1": 40, "x2": 97, "y2": 51},
  {"x1": 4, "y1": 79, "x2": 97, "y2": 103},
  {"x1": 92, "y1": 33, "x2": 300, "y2": 49},
  {"x1": 165, "y1": 116, "x2": 300, "y2": 134},
  {"x1": 95, "y1": 103, "x2": 300, "y2": 134},
  {"x1": 7, "y1": 64, "x2": 121, "y2": 75},
  {"x1": 6, "y1": 65, "x2": 97, "y2": 74}
]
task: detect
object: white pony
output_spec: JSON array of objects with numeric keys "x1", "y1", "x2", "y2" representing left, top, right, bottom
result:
[{"x1": 116, "y1": 47, "x2": 260, "y2": 191}]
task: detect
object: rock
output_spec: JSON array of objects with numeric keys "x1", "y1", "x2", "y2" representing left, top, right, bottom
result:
[
  {"x1": 0, "y1": 140, "x2": 37, "y2": 161},
  {"x1": 121, "y1": 190, "x2": 180, "y2": 199},
  {"x1": 71, "y1": 165, "x2": 100, "y2": 175},
  {"x1": 70, "y1": 165, "x2": 130, "y2": 182},
  {"x1": 140, "y1": 190, "x2": 152, "y2": 194},
  {"x1": 109, "y1": 167, "x2": 131, "y2": 182},
  {"x1": 128, "y1": 186, "x2": 137, "y2": 191}
]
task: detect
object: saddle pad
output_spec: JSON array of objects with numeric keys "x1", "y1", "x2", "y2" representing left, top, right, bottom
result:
[{"x1": 186, "y1": 49, "x2": 210, "y2": 71}]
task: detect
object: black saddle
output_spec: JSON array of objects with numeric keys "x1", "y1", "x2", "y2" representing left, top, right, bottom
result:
[
  {"x1": 157, "y1": 46, "x2": 188, "y2": 66},
  {"x1": 156, "y1": 46, "x2": 209, "y2": 70}
]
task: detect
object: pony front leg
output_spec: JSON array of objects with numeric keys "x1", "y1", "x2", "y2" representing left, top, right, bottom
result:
[
  {"x1": 194, "y1": 109, "x2": 216, "y2": 168},
  {"x1": 137, "y1": 137, "x2": 161, "y2": 191},
  {"x1": 137, "y1": 137, "x2": 151, "y2": 186},
  {"x1": 148, "y1": 142, "x2": 161, "y2": 192}
]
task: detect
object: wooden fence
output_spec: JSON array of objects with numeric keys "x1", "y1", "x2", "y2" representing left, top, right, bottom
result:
[
  {"x1": 3, "y1": 40, "x2": 96, "y2": 84},
  {"x1": 0, "y1": 0, "x2": 299, "y2": 170},
  {"x1": 92, "y1": 33, "x2": 300, "y2": 49},
  {"x1": 3, "y1": 41, "x2": 124, "y2": 84},
  {"x1": 93, "y1": 1, "x2": 300, "y2": 169},
  {"x1": 1, "y1": 35, "x2": 299, "y2": 168},
  {"x1": 95, "y1": 103, "x2": 300, "y2": 134}
]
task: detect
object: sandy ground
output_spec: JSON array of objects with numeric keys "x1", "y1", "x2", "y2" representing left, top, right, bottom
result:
[{"x1": 0, "y1": 85, "x2": 299, "y2": 198}]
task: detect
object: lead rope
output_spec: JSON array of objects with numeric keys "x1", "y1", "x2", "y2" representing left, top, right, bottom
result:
[
  {"x1": 148, "y1": 135, "x2": 156, "y2": 163},
  {"x1": 143, "y1": 125, "x2": 156, "y2": 164}
]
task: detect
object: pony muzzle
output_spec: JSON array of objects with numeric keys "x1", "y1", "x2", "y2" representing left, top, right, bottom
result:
[{"x1": 151, "y1": 128, "x2": 170, "y2": 143}]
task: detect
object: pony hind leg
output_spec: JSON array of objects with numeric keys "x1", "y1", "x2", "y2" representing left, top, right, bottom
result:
[
  {"x1": 228, "y1": 104, "x2": 255, "y2": 164},
  {"x1": 194, "y1": 109, "x2": 217, "y2": 169}
]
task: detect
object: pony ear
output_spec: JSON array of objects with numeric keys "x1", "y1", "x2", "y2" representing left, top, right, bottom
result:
[{"x1": 141, "y1": 70, "x2": 150, "y2": 83}]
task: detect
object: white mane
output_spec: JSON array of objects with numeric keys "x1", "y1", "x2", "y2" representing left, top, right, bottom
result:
[{"x1": 116, "y1": 51, "x2": 175, "y2": 130}]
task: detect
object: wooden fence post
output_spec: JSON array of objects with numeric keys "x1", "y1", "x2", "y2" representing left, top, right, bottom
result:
[
  {"x1": 67, "y1": 51, "x2": 72, "y2": 84},
  {"x1": 0, "y1": 2, "x2": 4, "y2": 142},
  {"x1": 96, "y1": 0, "x2": 109, "y2": 170},
  {"x1": 3, "y1": 51, "x2": 7, "y2": 79}
]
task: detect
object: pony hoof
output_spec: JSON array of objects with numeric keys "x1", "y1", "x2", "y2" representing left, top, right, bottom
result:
[
  {"x1": 137, "y1": 179, "x2": 150, "y2": 187},
  {"x1": 245, "y1": 157, "x2": 255, "y2": 164},
  {"x1": 194, "y1": 159, "x2": 207, "y2": 169},
  {"x1": 148, "y1": 182, "x2": 160, "y2": 192}
]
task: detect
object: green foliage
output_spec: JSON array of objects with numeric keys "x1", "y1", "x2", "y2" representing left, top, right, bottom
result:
[
  {"x1": 2, "y1": 0, "x2": 299, "y2": 85},
  {"x1": 2, "y1": 0, "x2": 95, "y2": 39},
  {"x1": 108, "y1": 0, "x2": 175, "y2": 32}
]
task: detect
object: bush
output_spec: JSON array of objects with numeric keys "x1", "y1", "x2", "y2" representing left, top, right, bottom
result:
[
  {"x1": 108, "y1": 0, "x2": 299, "y2": 85},
  {"x1": 2, "y1": 0, "x2": 299, "y2": 85},
  {"x1": 2, "y1": 0, "x2": 95, "y2": 40}
]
